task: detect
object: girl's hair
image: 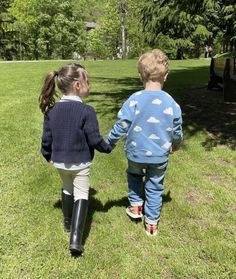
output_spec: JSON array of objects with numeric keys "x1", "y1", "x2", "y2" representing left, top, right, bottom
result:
[
  {"x1": 138, "y1": 49, "x2": 169, "y2": 83},
  {"x1": 39, "y1": 63, "x2": 87, "y2": 114}
]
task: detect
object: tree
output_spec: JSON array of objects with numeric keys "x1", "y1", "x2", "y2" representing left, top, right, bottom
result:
[
  {"x1": 10, "y1": 0, "x2": 87, "y2": 59},
  {"x1": 141, "y1": 0, "x2": 236, "y2": 58},
  {"x1": 0, "y1": 0, "x2": 18, "y2": 60},
  {"x1": 85, "y1": 0, "x2": 147, "y2": 59},
  {"x1": 85, "y1": 0, "x2": 120, "y2": 59}
]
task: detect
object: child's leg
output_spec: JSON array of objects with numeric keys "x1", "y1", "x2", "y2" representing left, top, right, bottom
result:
[
  {"x1": 126, "y1": 160, "x2": 145, "y2": 217},
  {"x1": 57, "y1": 169, "x2": 74, "y2": 232},
  {"x1": 72, "y1": 167, "x2": 90, "y2": 201},
  {"x1": 70, "y1": 167, "x2": 90, "y2": 255},
  {"x1": 144, "y1": 162, "x2": 168, "y2": 225}
]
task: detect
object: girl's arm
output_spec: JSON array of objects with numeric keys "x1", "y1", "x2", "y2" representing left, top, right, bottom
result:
[
  {"x1": 83, "y1": 106, "x2": 112, "y2": 153},
  {"x1": 41, "y1": 114, "x2": 53, "y2": 161}
]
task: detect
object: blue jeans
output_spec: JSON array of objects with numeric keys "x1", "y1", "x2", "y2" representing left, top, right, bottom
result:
[{"x1": 126, "y1": 160, "x2": 168, "y2": 225}]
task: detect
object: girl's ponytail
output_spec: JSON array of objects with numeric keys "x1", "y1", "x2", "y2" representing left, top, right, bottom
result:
[{"x1": 39, "y1": 71, "x2": 58, "y2": 114}]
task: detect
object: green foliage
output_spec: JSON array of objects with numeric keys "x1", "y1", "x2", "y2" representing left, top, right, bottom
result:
[
  {"x1": 125, "y1": 0, "x2": 146, "y2": 58},
  {"x1": 84, "y1": 0, "x2": 120, "y2": 59},
  {"x1": 1, "y1": 0, "x2": 236, "y2": 60},
  {"x1": 85, "y1": 0, "x2": 147, "y2": 59},
  {"x1": 0, "y1": 0, "x2": 18, "y2": 60},
  {"x1": 10, "y1": 0, "x2": 86, "y2": 59},
  {"x1": 86, "y1": 28, "x2": 109, "y2": 59},
  {"x1": 76, "y1": 0, "x2": 106, "y2": 22},
  {"x1": 141, "y1": 0, "x2": 236, "y2": 58}
]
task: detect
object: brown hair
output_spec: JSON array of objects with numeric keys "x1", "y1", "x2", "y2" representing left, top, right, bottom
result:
[
  {"x1": 39, "y1": 63, "x2": 87, "y2": 114},
  {"x1": 138, "y1": 49, "x2": 169, "y2": 83}
]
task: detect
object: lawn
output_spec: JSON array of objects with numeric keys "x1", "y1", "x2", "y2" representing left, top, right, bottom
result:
[{"x1": 0, "y1": 58, "x2": 235, "y2": 279}]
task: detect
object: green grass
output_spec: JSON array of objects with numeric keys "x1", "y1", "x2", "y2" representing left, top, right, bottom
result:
[{"x1": 0, "y1": 58, "x2": 236, "y2": 279}]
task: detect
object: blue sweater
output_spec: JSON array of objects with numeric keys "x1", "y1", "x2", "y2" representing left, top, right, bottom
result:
[
  {"x1": 107, "y1": 90, "x2": 183, "y2": 164},
  {"x1": 41, "y1": 101, "x2": 112, "y2": 163}
]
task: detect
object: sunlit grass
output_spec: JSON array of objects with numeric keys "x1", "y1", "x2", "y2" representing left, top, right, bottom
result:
[{"x1": 0, "y1": 58, "x2": 235, "y2": 279}]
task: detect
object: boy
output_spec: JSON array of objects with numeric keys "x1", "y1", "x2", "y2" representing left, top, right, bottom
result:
[{"x1": 106, "y1": 49, "x2": 183, "y2": 236}]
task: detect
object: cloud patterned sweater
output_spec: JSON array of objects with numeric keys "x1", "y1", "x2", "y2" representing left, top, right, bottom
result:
[{"x1": 107, "y1": 90, "x2": 183, "y2": 164}]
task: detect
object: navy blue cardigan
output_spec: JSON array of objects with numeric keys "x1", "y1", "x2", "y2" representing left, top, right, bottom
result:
[{"x1": 41, "y1": 101, "x2": 112, "y2": 163}]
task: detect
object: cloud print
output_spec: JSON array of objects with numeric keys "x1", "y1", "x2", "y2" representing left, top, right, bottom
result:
[
  {"x1": 135, "y1": 110, "x2": 140, "y2": 115},
  {"x1": 147, "y1": 117, "x2": 160, "y2": 123},
  {"x1": 149, "y1": 134, "x2": 160, "y2": 140},
  {"x1": 162, "y1": 142, "x2": 171, "y2": 149},
  {"x1": 135, "y1": 91, "x2": 142, "y2": 96},
  {"x1": 166, "y1": 127, "x2": 172, "y2": 131},
  {"x1": 163, "y1": 107, "x2": 173, "y2": 115},
  {"x1": 131, "y1": 141, "x2": 137, "y2": 146},
  {"x1": 152, "y1": 99, "x2": 162, "y2": 105},
  {"x1": 146, "y1": 151, "x2": 153, "y2": 156},
  {"x1": 129, "y1": 100, "x2": 138, "y2": 107},
  {"x1": 118, "y1": 110, "x2": 123, "y2": 116},
  {"x1": 133, "y1": 126, "x2": 142, "y2": 132}
]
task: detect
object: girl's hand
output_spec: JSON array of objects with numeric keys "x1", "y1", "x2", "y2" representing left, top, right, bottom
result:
[
  {"x1": 49, "y1": 160, "x2": 53, "y2": 164},
  {"x1": 170, "y1": 145, "x2": 178, "y2": 154}
]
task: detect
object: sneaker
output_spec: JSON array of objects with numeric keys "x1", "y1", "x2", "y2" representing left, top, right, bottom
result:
[
  {"x1": 145, "y1": 223, "x2": 157, "y2": 236},
  {"x1": 126, "y1": 205, "x2": 143, "y2": 219}
]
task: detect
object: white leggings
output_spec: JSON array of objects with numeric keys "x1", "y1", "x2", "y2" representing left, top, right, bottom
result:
[{"x1": 57, "y1": 167, "x2": 90, "y2": 201}]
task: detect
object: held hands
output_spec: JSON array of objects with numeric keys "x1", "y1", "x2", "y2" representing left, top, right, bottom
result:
[{"x1": 170, "y1": 144, "x2": 179, "y2": 154}]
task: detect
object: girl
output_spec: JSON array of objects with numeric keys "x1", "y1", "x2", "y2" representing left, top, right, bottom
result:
[{"x1": 39, "y1": 63, "x2": 112, "y2": 256}]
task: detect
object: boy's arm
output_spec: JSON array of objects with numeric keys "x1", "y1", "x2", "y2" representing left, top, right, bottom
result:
[
  {"x1": 106, "y1": 99, "x2": 133, "y2": 146},
  {"x1": 41, "y1": 115, "x2": 52, "y2": 162},
  {"x1": 172, "y1": 104, "x2": 183, "y2": 150}
]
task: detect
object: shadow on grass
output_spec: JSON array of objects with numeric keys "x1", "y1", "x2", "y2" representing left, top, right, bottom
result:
[
  {"x1": 54, "y1": 188, "x2": 172, "y2": 246},
  {"x1": 83, "y1": 188, "x2": 172, "y2": 244},
  {"x1": 89, "y1": 66, "x2": 236, "y2": 150}
]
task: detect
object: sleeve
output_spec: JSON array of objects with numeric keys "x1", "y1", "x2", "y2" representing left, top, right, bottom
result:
[
  {"x1": 83, "y1": 106, "x2": 112, "y2": 153},
  {"x1": 41, "y1": 114, "x2": 52, "y2": 162},
  {"x1": 172, "y1": 103, "x2": 183, "y2": 147},
  {"x1": 106, "y1": 98, "x2": 134, "y2": 146}
]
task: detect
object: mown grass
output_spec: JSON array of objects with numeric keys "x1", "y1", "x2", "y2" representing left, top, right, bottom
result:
[{"x1": 0, "y1": 59, "x2": 235, "y2": 279}]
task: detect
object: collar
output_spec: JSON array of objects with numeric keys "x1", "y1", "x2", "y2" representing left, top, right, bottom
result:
[{"x1": 60, "y1": 95, "x2": 83, "y2": 103}]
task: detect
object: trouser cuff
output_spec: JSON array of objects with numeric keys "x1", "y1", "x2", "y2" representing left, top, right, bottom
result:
[{"x1": 145, "y1": 216, "x2": 160, "y2": 225}]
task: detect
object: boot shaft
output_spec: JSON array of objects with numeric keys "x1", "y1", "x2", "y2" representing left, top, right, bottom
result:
[
  {"x1": 70, "y1": 199, "x2": 88, "y2": 255},
  {"x1": 61, "y1": 190, "x2": 74, "y2": 232}
]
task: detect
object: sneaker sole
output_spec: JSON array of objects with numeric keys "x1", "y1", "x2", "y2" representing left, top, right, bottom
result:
[{"x1": 126, "y1": 207, "x2": 143, "y2": 219}]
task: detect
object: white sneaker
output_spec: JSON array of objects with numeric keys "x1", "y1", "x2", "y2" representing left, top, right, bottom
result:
[
  {"x1": 126, "y1": 206, "x2": 143, "y2": 219},
  {"x1": 145, "y1": 223, "x2": 157, "y2": 236}
]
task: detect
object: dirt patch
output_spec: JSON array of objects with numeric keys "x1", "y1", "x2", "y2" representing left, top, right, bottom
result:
[
  {"x1": 230, "y1": 204, "x2": 236, "y2": 214},
  {"x1": 217, "y1": 159, "x2": 231, "y2": 166},
  {"x1": 185, "y1": 191, "x2": 200, "y2": 203},
  {"x1": 207, "y1": 175, "x2": 223, "y2": 182}
]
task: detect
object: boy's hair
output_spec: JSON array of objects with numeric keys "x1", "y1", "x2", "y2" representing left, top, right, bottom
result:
[
  {"x1": 39, "y1": 63, "x2": 87, "y2": 114},
  {"x1": 138, "y1": 49, "x2": 169, "y2": 83}
]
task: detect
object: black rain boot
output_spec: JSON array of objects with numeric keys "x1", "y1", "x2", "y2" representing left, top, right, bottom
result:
[
  {"x1": 61, "y1": 190, "x2": 74, "y2": 232},
  {"x1": 69, "y1": 199, "x2": 88, "y2": 256}
]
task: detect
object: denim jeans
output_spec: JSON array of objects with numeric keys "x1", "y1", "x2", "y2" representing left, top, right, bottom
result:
[{"x1": 127, "y1": 160, "x2": 168, "y2": 225}]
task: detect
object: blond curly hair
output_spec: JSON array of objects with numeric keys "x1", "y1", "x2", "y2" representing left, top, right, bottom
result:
[{"x1": 138, "y1": 49, "x2": 169, "y2": 83}]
